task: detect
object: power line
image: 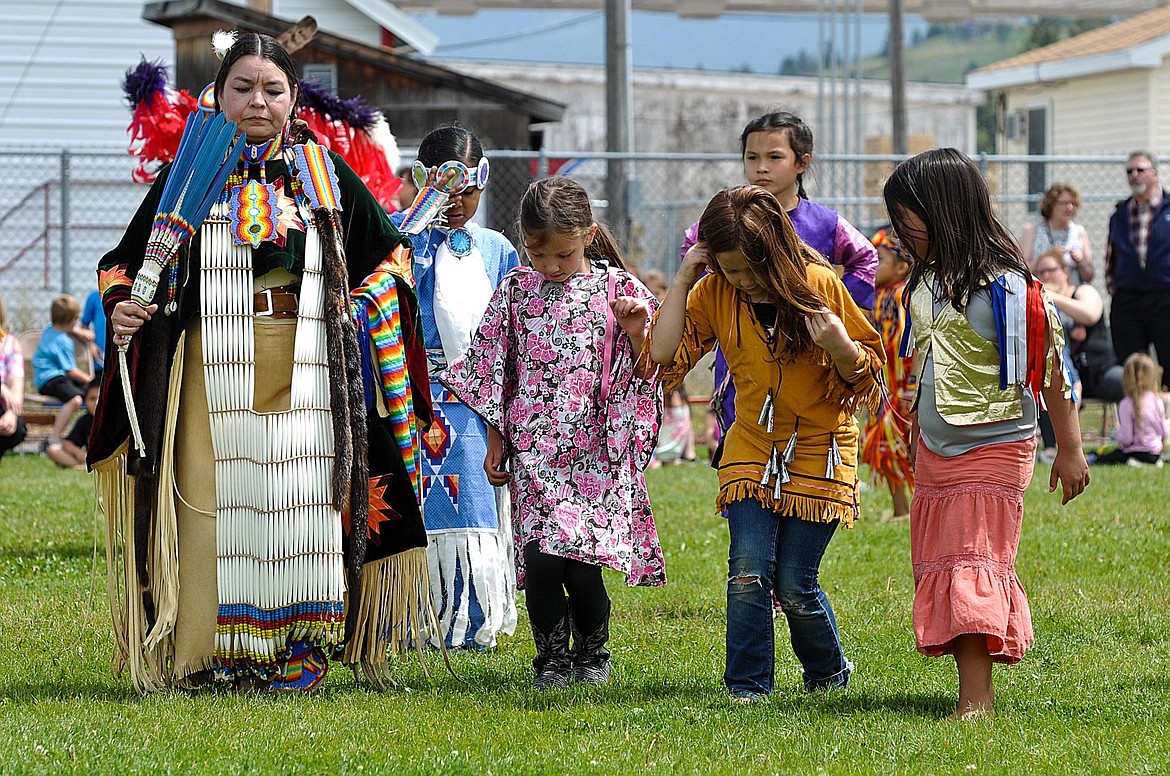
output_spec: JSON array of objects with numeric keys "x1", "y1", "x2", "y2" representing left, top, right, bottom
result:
[
  {"x1": 433, "y1": 11, "x2": 603, "y2": 51},
  {"x1": 0, "y1": 0, "x2": 68, "y2": 132}
]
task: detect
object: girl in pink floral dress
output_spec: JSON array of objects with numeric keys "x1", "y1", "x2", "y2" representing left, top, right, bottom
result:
[{"x1": 440, "y1": 177, "x2": 665, "y2": 690}]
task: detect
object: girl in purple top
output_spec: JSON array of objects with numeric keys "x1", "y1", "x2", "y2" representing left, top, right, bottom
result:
[
  {"x1": 1092, "y1": 352, "x2": 1169, "y2": 466},
  {"x1": 682, "y1": 112, "x2": 877, "y2": 449}
]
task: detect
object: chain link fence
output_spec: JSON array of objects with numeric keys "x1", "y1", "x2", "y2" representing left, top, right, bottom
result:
[
  {"x1": 0, "y1": 146, "x2": 1133, "y2": 333},
  {"x1": 485, "y1": 151, "x2": 1133, "y2": 288},
  {"x1": 0, "y1": 148, "x2": 143, "y2": 331}
]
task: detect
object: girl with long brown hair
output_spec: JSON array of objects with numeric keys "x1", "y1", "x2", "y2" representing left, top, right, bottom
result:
[{"x1": 648, "y1": 184, "x2": 884, "y2": 701}]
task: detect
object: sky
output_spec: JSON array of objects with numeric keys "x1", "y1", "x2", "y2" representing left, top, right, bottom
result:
[{"x1": 411, "y1": 9, "x2": 930, "y2": 73}]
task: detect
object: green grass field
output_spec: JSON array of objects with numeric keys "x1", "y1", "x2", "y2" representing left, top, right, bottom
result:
[{"x1": 1, "y1": 451, "x2": 1168, "y2": 774}]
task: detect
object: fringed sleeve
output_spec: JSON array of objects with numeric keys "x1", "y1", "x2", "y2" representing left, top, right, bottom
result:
[
  {"x1": 338, "y1": 162, "x2": 438, "y2": 687},
  {"x1": 437, "y1": 272, "x2": 516, "y2": 431},
  {"x1": 344, "y1": 265, "x2": 439, "y2": 687},
  {"x1": 1040, "y1": 286, "x2": 1074, "y2": 399},
  {"x1": 817, "y1": 269, "x2": 885, "y2": 415},
  {"x1": 643, "y1": 275, "x2": 717, "y2": 393},
  {"x1": 349, "y1": 266, "x2": 423, "y2": 503}
]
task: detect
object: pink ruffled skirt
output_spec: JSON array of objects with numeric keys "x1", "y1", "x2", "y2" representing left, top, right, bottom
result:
[{"x1": 910, "y1": 438, "x2": 1035, "y2": 664}]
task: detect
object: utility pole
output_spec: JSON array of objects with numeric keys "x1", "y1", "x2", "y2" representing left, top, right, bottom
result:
[
  {"x1": 889, "y1": 0, "x2": 908, "y2": 155},
  {"x1": 605, "y1": 0, "x2": 633, "y2": 248}
]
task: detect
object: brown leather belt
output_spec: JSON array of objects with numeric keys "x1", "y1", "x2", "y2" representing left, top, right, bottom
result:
[{"x1": 253, "y1": 287, "x2": 299, "y2": 319}]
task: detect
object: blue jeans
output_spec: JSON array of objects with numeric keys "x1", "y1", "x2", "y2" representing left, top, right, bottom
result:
[{"x1": 725, "y1": 499, "x2": 851, "y2": 696}]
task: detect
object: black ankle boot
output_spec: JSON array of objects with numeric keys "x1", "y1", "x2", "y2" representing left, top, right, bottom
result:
[
  {"x1": 570, "y1": 600, "x2": 611, "y2": 684},
  {"x1": 531, "y1": 614, "x2": 572, "y2": 690}
]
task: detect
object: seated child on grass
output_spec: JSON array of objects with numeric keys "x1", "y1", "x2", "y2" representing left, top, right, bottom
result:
[
  {"x1": 651, "y1": 387, "x2": 697, "y2": 467},
  {"x1": 32, "y1": 294, "x2": 93, "y2": 448},
  {"x1": 1090, "y1": 352, "x2": 1168, "y2": 467},
  {"x1": 47, "y1": 378, "x2": 99, "y2": 469}
]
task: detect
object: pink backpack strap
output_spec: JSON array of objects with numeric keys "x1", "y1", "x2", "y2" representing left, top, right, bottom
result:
[{"x1": 599, "y1": 268, "x2": 618, "y2": 403}]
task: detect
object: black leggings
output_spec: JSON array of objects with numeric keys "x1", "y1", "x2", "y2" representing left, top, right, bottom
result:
[
  {"x1": 523, "y1": 541, "x2": 609, "y2": 632},
  {"x1": 1094, "y1": 448, "x2": 1161, "y2": 465},
  {"x1": 0, "y1": 416, "x2": 26, "y2": 459}
]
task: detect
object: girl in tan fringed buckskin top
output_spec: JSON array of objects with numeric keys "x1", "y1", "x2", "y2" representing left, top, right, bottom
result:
[{"x1": 647, "y1": 185, "x2": 884, "y2": 702}]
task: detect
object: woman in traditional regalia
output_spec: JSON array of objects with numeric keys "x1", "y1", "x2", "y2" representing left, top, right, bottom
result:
[{"x1": 89, "y1": 31, "x2": 433, "y2": 693}]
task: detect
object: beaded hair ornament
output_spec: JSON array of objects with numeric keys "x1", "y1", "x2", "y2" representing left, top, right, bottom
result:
[{"x1": 411, "y1": 157, "x2": 490, "y2": 194}]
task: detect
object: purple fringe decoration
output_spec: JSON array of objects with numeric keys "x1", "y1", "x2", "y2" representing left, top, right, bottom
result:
[
  {"x1": 122, "y1": 58, "x2": 168, "y2": 109},
  {"x1": 298, "y1": 79, "x2": 379, "y2": 130}
]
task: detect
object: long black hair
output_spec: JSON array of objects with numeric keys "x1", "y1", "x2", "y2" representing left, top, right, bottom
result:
[
  {"x1": 417, "y1": 123, "x2": 484, "y2": 168},
  {"x1": 739, "y1": 111, "x2": 815, "y2": 200},
  {"x1": 883, "y1": 147, "x2": 1028, "y2": 309},
  {"x1": 213, "y1": 32, "x2": 299, "y2": 115}
]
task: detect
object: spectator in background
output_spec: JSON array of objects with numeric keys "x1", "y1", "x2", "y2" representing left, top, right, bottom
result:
[
  {"x1": 32, "y1": 294, "x2": 92, "y2": 449},
  {"x1": 640, "y1": 269, "x2": 669, "y2": 300},
  {"x1": 46, "y1": 378, "x2": 99, "y2": 469},
  {"x1": 393, "y1": 162, "x2": 420, "y2": 213},
  {"x1": 640, "y1": 269, "x2": 697, "y2": 468},
  {"x1": 1105, "y1": 151, "x2": 1170, "y2": 389},
  {"x1": 0, "y1": 294, "x2": 27, "y2": 460},
  {"x1": 80, "y1": 288, "x2": 106, "y2": 374},
  {"x1": 1033, "y1": 252, "x2": 1084, "y2": 462},
  {"x1": 1020, "y1": 183, "x2": 1094, "y2": 283},
  {"x1": 1035, "y1": 252, "x2": 1124, "y2": 403},
  {"x1": 1091, "y1": 353, "x2": 1168, "y2": 467},
  {"x1": 859, "y1": 228, "x2": 915, "y2": 521}
]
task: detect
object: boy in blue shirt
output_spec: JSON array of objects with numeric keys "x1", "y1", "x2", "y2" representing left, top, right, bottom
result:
[{"x1": 33, "y1": 294, "x2": 93, "y2": 448}]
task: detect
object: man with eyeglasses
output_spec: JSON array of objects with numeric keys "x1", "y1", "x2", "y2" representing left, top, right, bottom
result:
[{"x1": 1105, "y1": 151, "x2": 1170, "y2": 389}]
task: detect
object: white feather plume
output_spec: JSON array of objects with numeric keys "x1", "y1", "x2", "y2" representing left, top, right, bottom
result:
[
  {"x1": 365, "y1": 112, "x2": 400, "y2": 178},
  {"x1": 212, "y1": 30, "x2": 238, "y2": 60}
]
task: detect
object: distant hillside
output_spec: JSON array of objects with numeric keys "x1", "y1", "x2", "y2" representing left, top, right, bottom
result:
[
  {"x1": 861, "y1": 25, "x2": 1031, "y2": 84},
  {"x1": 778, "y1": 23, "x2": 1032, "y2": 85}
]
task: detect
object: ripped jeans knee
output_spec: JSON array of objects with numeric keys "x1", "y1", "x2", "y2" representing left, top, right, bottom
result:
[{"x1": 727, "y1": 569, "x2": 770, "y2": 593}]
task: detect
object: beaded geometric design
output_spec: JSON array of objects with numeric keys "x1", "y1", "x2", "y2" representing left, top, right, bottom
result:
[
  {"x1": 243, "y1": 135, "x2": 284, "y2": 164},
  {"x1": 229, "y1": 180, "x2": 282, "y2": 248},
  {"x1": 269, "y1": 639, "x2": 329, "y2": 692},
  {"x1": 447, "y1": 227, "x2": 474, "y2": 258},
  {"x1": 398, "y1": 187, "x2": 448, "y2": 235},
  {"x1": 291, "y1": 143, "x2": 341, "y2": 211}
]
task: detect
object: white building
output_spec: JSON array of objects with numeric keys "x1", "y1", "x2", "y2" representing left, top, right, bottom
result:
[
  {"x1": 0, "y1": 0, "x2": 435, "y2": 148},
  {"x1": 436, "y1": 59, "x2": 982, "y2": 154},
  {"x1": 433, "y1": 59, "x2": 982, "y2": 269}
]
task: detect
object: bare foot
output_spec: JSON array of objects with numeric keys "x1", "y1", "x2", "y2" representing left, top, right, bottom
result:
[{"x1": 946, "y1": 700, "x2": 994, "y2": 721}]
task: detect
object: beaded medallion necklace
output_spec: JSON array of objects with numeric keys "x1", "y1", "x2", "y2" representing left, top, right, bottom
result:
[{"x1": 226, "y1": 132, "x2": 286, "y2": 248}]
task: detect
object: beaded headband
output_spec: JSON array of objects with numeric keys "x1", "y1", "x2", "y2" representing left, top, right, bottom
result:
[{"x1": 411, "y1": 157, "x2": 490, "y2": 195}]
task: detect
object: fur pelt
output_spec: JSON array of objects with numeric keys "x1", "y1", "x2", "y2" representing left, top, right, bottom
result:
[{"x1": 316, "y1": 206, "x2": 370, "y2": 637}]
